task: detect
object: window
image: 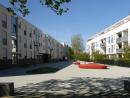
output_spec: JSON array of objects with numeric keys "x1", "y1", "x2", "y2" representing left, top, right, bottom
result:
[
  {"x1": 111, "y1": 45, "x2": 113, "y2": 53},
  {"x1": 108, "y1": 36, "x2": 111, "y2": 44},
  {"x1": 111, "y1": 35, "x2": 113, "y2": 43},
  {"x1": 29, "y1": 33, "x2": 32, "y2": 37},
  {"x1": 3, "y1": 48, "x2": 7, "y2": 58},
  {"x1": 24, "y1": 56, "x2": 27, "y2": 59},
  {"x1": 2, "y1": 20, "x2": 7, "y2": 28},
  {"x1": 30, "y1": 44, "x2": 32, "y2": 49},
  {"x1": 33, "y1": 30, "x2": 35, "y2": 35},
  {"x1": 2, "y1": 38, "x2": 7, "y2": 45},
  {"x1": 24, "y1": 30, "x2": 26, "y2": 35},
  {"x1": 12, "y1": 24, "x2": 17, "y2": 37},
  {"x1": 24, "y1": 43, "x2": 27, "y2": 48},
  {"x1": 19, "y1": 22, "x2": 21, "y2": 28},
  {"x1": 109, "y1": 48, "x2": 111, "y2": 53}
]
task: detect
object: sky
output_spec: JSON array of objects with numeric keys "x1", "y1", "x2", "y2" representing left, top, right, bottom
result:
[{"x1": 1, "y1": 0, "x2": 130, "y2": 46}]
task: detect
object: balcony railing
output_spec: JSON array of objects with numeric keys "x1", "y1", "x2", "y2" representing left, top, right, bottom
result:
[
  {"x1": 100, "y1": 43, "x2": 106, "y2": 47},
  {"x1": 116, "y1": 48, "x2": 124, "y2": 53},
  {"x1": 116, "y1": 36, "x2": 128, "y2": 43}
]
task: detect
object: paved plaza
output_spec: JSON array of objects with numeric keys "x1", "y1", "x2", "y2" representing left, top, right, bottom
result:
[{"x1": 1, "y1": 62, "x2": 130, "y2": 97}]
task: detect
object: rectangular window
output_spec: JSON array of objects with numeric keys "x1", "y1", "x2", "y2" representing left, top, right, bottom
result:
[
  {"x1": 30, "y1": 44, "x2": 32, "y2": 49},
  {"x1": 24, "y1": 43, "x2": 27, "y2": 48},
  {"x1": 33, "y1": 30, "x2": 35, "y2": 35},
  {"x1": 109, "y1": 37, "x2": 110, "y2": 44},
  {"x1": 19, "y1": 22, "x2": 21, "y2": 28},
  {"x1": 11, "y1": 16, "x2": 17, "y2": 37},
  {"x1": 109, "y1": 48, "x2": 111, "y2": 53},
  {"x1": 2, "y1": 38, "x2": 7, "y2": 45},
  {"x1": 2, "y1": 20, "x2": 7, "y2": 28},
  {"x1": 29, "y1": 33, "x2": 32, "y2": 37},
  {"x1": 24, "y1": 30, "x2": 26, "y2": 35},
  {"x1": 111, "y1": 35, "x2": 113, "y2": 43},
  {"x1": 12, "y1": 24, "x2": 17, "y2": 37},
  {"x1": 111, "y1": 45, "x2": 113, "y2": 53}
]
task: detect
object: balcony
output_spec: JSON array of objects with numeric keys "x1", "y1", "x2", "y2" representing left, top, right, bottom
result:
[
  {"x1": 100, "y1": 43, "x2": 106, "y2": 47},
  {"x1": 100, "y1": 42, "x2": 106, "y2": 49},
  {"x1": 116, "y1": 36, "x2": 128, "y2": 43},
  {"x1": 116, "y1": 48, "x2": 123, "y2": 53}
]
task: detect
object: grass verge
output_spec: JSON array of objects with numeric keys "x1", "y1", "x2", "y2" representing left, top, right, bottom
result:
[{"x1": 26, "y1": 67, "x2": 59, "y2": 74}]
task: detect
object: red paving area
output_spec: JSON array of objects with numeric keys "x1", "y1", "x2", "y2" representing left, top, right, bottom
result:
[{"x1": 78, "y1": 63, "x2": 108, "y2": 69}]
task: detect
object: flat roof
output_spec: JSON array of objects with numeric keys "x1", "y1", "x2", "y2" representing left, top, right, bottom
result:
[{"x1": 87, "y1": 15, "x2": 130, "y2": 42}]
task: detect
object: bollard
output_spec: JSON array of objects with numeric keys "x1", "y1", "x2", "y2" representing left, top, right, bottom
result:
[
  {"x1": 124, "y1": 80, "x2": 130, "y2": 91},
  {"x1": 0, "y1": 82, "x2": 14, "y2": 97}
]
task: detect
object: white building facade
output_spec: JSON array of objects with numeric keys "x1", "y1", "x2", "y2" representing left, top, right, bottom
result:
[{"x1": 86, "y1": 15, "x2": 130, "y2": 58}]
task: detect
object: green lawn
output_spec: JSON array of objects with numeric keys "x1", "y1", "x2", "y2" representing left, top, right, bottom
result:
[{"x1": 26, "y1": 67, "x2": 60, "y2": 74}]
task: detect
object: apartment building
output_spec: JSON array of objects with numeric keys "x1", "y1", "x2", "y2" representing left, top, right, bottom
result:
[
  {"x1": 86, "y1": 15, "x2": 130, "y2": 58},
  {"x1": 0, "y1": 4, "x2": 12, "y2": 64},
  {"x1": 0, "y1": 4, "x2": 67, "y2": 65}
]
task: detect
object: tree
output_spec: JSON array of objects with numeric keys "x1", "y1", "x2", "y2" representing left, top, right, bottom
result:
[
  {"x1": 71, "y1": 34, "x2": 85, "y2": 53},
  {"x1": 123, "y1": 45, "x2": 130, "y2": 60},
  {"x1": 6, "y1": 0, "x2": 71, "y2": 16},
  {"x1": 91, "y1": 50, "x2": 106, "y2": 62},
  {"x1": 73, "y1": 52, "x2": 90, "y2": 61}
]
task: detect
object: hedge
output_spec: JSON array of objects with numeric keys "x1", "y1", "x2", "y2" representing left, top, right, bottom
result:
[{"x1": 96, "y1": 59, "x2": 130, "y2": 67}]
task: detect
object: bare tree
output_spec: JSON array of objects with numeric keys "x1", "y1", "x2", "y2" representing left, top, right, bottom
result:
[{"x1": 71, "y1": 34, "x2": 85, "y2": 53}]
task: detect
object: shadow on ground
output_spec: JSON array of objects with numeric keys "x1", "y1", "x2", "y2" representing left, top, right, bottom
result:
[
  {"x1": 14, "y1": 77, "x2": 130, "y2": 98},
  {"x1": 0, "y1": 61, "x2": 72, "y2": 77}
]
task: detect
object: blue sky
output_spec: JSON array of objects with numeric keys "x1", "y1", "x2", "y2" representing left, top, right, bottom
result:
[{"x1": 1, "y1": 0, "x2": 130, "y2": 46}]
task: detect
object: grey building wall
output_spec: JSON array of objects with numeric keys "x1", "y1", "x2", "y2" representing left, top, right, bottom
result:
[
  {"x1": 0, "y1": 3, "x2": 68, "y2": 64},
  {"x1": 0, "y1": 4, "x2": 12, "y2": 60}
]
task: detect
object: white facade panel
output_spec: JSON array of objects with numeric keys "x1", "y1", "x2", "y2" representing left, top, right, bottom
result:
[{"x1": 86, "y1": 15, "x2": 130, "y2": 58}]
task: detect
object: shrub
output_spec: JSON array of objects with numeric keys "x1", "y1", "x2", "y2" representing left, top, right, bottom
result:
[
  {"x1": 97, "y1": 58, "x2": 130, "y2": 67},
  {"x1": 72, "y1": 53, "x2": 90, "y2": 61},
  {"x1": 115, "y1": 59, "x2": 130, "y2": 67},
  {"x1": 97, "y1": 59, "x2": 115, "y2": 65},
  {"x1": 91, "y1": 50, "x2": 107, "y2": 62}
]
